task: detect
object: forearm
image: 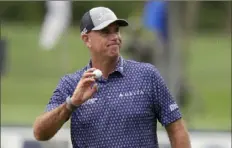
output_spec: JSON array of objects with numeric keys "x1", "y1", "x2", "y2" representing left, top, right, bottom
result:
[
  {"x1": 33, "y1": 103, "x2": 72, "y2": 141},
  {"x1": 166, "y1": 119, "x2": 191, "y2": 148},
  {"x1": 169, "y1": 129, "x2": 191, "y2": 148}
]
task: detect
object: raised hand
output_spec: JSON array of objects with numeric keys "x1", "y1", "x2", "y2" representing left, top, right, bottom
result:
[{"x1": 71, "y1": 68, "x2": 98, "y2": 106}]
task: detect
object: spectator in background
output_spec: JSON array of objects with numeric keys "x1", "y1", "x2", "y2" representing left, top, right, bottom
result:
[
  {"x1": 39, "y1": 1, "x2": 72, "y2": 50},
  {"x1": 143, "y1": 1, "x2": 191, "y2": 108},
  {"x1": 143, "y1": 0, "x2": 168, "y2": 43},
  {"x1": 142, "y1": 0, "x2": 169, "y2": 90},
  {"x1": 123, "y1": 1, "x2": 168, "y2": 66}
]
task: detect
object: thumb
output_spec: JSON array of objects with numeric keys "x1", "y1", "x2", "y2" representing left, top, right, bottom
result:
[{"x1": 91, "y1": 83, "x2": 98, "y2": 94}]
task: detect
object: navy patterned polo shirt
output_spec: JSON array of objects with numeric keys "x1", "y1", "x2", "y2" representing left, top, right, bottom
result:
[{"x1": 46, "y1": 56, "x2": 182, "y2": 148}]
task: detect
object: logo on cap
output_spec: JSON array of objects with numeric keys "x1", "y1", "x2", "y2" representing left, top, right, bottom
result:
[{"x1": 81, "y1": 28, "x2": 88, "y2": 35}]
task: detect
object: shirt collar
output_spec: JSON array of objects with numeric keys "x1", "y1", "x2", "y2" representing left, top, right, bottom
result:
[
  {"x1": 86, "y1": 56, "x2": 125, "y2": 76},
  {"x1": 114, "y1": 56, "x2": 124, "y2": 76}
]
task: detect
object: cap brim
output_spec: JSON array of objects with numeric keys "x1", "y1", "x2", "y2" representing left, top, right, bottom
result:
[{"x1": 92, "y1": 19, "x2": 129, "y2": 31}]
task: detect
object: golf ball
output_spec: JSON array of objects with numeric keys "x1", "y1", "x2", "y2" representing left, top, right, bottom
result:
[{"x1": 93, "y1": 69, "x2": 102, "y2": 79}]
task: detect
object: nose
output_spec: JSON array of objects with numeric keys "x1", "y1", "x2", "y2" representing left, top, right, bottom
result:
[{"x1": 109, "y1": 33, "x2": 120, "y2": 41}]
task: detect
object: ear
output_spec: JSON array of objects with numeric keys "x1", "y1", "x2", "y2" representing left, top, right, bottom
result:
[{"x1": 81, "y1": 34, "x2": 91, "y2": 48}]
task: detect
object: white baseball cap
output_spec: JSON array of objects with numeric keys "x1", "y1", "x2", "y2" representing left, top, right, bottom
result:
[{"x1": 80, "y1": 7, "x2": 129, "y2": 34}]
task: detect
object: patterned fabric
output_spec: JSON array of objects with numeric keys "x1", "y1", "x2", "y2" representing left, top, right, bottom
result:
[{"x1": 46, "y1": 56, "x2": 182, "y2": 148}]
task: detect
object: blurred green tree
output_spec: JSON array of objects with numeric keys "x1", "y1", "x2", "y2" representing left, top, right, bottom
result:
[{"x1": 0, "y1": 1, "x2": 230, "y2": 32}]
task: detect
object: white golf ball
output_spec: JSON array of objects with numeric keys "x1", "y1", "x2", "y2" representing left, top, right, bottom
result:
[{"x1": 93, "y1": 69, "x2": 102, "y2": 79}]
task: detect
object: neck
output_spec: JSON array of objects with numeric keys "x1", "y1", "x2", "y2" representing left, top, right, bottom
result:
[{"x1": 91, "y1": 56, "x2": 119, "y2": 78}]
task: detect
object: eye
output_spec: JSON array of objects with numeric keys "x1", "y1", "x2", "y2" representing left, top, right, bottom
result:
[
  {"x1": 100, "y1": 28, "x2": 110, "y2": 34},
  {"x1": 99, "y1": 26, "x2": 120, "y2": 35},
  {"x1": 115, "y1": 27, "x2": 119, "y2": 33}
]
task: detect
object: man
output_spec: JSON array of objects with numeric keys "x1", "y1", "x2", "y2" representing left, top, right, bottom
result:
[
  {"x1": 39, "y1": 0, "x2": 72, "y2": 50},
  {"x1": 33, "y1": 7, "x2": 191, "y2": 148}
]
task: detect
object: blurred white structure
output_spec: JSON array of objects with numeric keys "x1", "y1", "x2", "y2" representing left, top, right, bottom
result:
[
  {"x1": 1, "y1": 133, "x2": 23, "y2": 148},
  {"x1": 39, "y1": 1, "x2": 72, "y2": 50}
]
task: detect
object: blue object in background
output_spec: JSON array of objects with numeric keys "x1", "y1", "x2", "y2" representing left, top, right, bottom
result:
[{"x1": 143, "y1": 1, "x2": 168, "y2": 41}]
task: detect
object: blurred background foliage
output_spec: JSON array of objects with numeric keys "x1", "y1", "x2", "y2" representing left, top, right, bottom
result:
[{"x1": 0, "y1": 1, "x2": 230, "y2": 32}]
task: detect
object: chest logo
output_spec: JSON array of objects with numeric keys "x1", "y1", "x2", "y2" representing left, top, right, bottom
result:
[{"x1": 119, "y1": 90, "x2": 144, "y2": 97}]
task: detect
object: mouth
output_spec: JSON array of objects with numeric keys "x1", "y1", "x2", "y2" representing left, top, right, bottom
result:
[{"x1": 107, "y1": 43, "x2": 119, "y2": 47}]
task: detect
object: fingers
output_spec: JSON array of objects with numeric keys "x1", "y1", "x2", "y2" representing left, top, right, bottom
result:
[
  {"x1": 81, "y1": 77, "x2": 95, "y2": 86},
  {"x1": 82, "y1": 72, "x2": 96, "y2": 79},
  {"x1": 86, "y1": 68, "x2": 96, "y2": 73},
  {"x1": 86, "y1": 84, "x2": 98, "y2": 99},
  {"x1": 82, "y1": 68, "x2": 97, "y2": 79},
  {"x1": 92, "y1": 83, "x2": 98, "y2": 92}
]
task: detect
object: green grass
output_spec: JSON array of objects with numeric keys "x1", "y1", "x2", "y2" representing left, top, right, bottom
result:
[
  {"x1": 1, "y1": 24, "x2": 231, "y2": 131},
  {"x1": 186, "y1": 33, "x2": 231, "y2": 130}
]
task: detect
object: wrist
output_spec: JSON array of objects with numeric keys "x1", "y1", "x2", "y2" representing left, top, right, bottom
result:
[{"x1": 65, "y1": 96, "x2": 80, "y2": 112}]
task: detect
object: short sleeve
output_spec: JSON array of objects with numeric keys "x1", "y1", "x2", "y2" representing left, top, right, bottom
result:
[
  {"x1": 152, "y1": 68, "x2": 182, "y2": 126},
  {"x1": 45, "y1": 75, "x2": 71, "y2": 112}
]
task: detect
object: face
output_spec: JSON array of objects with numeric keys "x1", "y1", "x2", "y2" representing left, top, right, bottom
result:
[{"x1": 82, "y1": 23, "x2": 122, "y2": 59}]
